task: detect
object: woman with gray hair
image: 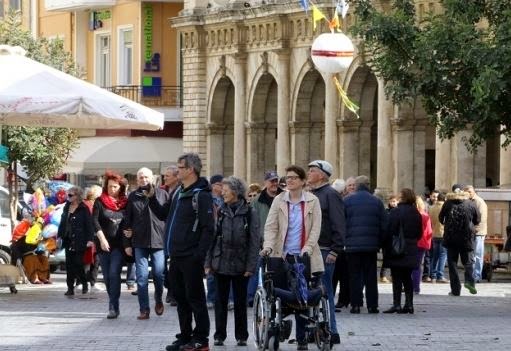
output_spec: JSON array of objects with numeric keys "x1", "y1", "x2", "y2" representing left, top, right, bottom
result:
[
  {"x1": 205, "y1": 176, "x2": 260, "y2": 347},
  {"x1": 57, "y1": 186, "x2": 95, "y2": 296}
]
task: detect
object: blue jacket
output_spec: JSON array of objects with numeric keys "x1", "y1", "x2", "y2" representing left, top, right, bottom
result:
[{"x1": 344, "y1": 186, "x2": 388, "y2": 253}]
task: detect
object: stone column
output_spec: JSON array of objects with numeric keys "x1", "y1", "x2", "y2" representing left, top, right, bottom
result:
[
  {"x1": 435, "y1": 134, "x2": 452, "y2": 192},
  {"x1": 233, "y1": 55, "x2": 247, "y2": 179},
  {"x1": 324, "y1": 73, "x2": 339, "y2": 176},
  {"x1": 290, "y1": 121, "x2": 312, "y2": 169},
  {"x1": 413, "y1": 121, "x2": 426, "y2": 193},
  {"x1": 358, "y1": 121, "x2": 373, "y2": 177},
  {"x1": 276, "y1": 51, "x2": 290, "y2": 175},
  {"x1": 453, "y1": 129, "x2": 486, "y2": 187},
  {"x1": 206, "y1": 122, "x2": 224, "y2": 176},
  {"x1": 392, "y1": 118, "x2": 415, "y2": 192},
  {"x1": 338, "y1": 119, "x2": 361, "y2": 179},
  {"x1": 500, "y1": 135, "x2": 511, "y2": 186},
  {"x1": 376, "y1": 79, "x2": 394, "y2": 191}
]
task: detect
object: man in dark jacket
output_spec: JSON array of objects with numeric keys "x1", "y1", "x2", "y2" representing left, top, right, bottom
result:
[
  {"x1": 307, "y1": 160, "x2": 345, "y2": 344},
  {"x1": 150, "y1": 153, "x2": 214, "y2": 351},
  {"x1": 124, "y1": 167, "x2": 169, "y2": 320},
  {"x1": 439, "y1": 189, "x2": 480, "y2": 296},
  {"x1": 246, "y1": 170, "x2": 282, "y2": 306},
  {"x1": 344, "y1": 175, "x2": 387, "y2": 314}
]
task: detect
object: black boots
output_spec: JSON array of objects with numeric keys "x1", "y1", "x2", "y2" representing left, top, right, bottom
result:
[
  {"x1": 398, "y1": 290, "x2": 414, "y2": 314},
  {"x1": 383, "y1": 305, "x2": 402, "y2": 313}
]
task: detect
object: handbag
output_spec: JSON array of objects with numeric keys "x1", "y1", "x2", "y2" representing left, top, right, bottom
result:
[{"x1": 390, "y1": 222, "x2": 406, "y2": 257}]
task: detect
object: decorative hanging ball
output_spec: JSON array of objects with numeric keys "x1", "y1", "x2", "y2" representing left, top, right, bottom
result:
[{"x1": 311, "y1": 33, "x2": 355, "y2": 73}]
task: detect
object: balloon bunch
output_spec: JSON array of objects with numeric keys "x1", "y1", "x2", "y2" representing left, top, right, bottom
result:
[{"x1": 12, "y1": 188, "x2": 65, "y2": 254}]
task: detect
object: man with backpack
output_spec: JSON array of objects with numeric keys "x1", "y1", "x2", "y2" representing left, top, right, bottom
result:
[
  {"x1": 439, "y1": 186, "x2": 480, "y2": 296},
  {"x1": 149, "y1": 153, "x2": 215, "y2": 351}
]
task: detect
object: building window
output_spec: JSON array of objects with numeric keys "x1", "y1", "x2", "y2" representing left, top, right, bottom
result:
[
  {"x1": 118, "y1": 27, "x2": 133, "y2": 85},
  {"x1": 9, "y1": 0, "x2": 21, "y2": 11},
  {"x1": 95, "y1": 34, "x2": 111, "y2": 87}
]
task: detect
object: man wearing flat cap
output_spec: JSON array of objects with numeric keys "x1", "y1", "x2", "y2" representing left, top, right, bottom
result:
[{"x1": 307, "y1": 160, "x2": 345, "y2": 345}]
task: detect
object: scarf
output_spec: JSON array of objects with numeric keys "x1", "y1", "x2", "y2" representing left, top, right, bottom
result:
[{"x1": 99, "y1": 192, "x2": 127, "y2": 211}]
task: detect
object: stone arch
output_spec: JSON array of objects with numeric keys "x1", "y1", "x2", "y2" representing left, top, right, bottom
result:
[
  {"x1": 343, "y1": 65, "x2": 379, "y2": 185},
  {"x1": 207, "y1": 73, "x2": 235, "y2": 176},
  {"x1": 291, "y1": 67, "x2": 325, "y2": 169},
  {"x1": 246, "y1": 71, "x2": 278, "y2": 183}
]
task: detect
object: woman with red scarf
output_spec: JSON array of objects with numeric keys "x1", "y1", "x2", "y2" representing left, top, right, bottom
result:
[{"x1": 93, "y1": 171, "x2": 128, "y2": 319}]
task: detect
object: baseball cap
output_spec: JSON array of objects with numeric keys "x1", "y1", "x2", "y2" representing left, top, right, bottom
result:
[
  {"x1": 264, "y1": 170, "x2": 279, "y2": 181},
  {"x1": 308, "y1": 160, "x2": 333, "y2": 178},
  {"x1": 210, "y1": 174, "x2": 224, "y2": 185}
]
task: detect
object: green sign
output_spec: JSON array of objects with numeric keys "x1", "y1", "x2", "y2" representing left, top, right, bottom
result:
[
  {"x1": 143, "y1": 4, "x2": 153, "y2": 63},
  {"x1": 0, "y1": 145, "x2": 9, "y2": 165}
]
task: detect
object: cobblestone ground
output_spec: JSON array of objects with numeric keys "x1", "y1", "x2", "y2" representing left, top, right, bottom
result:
[{"x1": 1, "y1": 271, "x2": 510, "y2": 351}]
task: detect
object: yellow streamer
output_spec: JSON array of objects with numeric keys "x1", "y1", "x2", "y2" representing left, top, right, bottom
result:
[
  {"x1": 312, "y1": 5, "x2": 327, "y2": 31},
  {"x1": 333, "y1": 77, "x2": 360, "y2": 118}
]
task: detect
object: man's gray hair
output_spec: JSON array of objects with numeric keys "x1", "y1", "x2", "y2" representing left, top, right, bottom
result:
[
  {"x1": 178, "y1": 153, "x2": 202, "y2": 176},
  {"x1": 355, "y1": 175, "x2": 370, "y2": 189},
  {"x1": 165, "y1": 164, "x2": 179, "y2": 176},
  {"x1": 222, "y1": 176, "x2": 247, "y2": 200},
  {"x1": 137, "y1": 167, "x2": 153, "y2": 179}
]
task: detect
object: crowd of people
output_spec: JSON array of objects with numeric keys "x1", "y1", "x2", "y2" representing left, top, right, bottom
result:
[{"x1": 9, "y1": 152, "x2": 489, "y2": 351}]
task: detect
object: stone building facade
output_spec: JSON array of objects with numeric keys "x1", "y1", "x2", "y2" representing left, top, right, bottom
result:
[{"x1": 172, "y1": 0, "x2": 511, "y2": 194}]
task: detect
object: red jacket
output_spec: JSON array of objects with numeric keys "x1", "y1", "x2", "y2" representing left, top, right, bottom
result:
[{"x1": 417, "y1": 211, "x2": 432, "y2": 250}]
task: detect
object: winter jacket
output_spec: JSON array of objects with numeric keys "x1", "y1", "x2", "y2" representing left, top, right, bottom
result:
[
  {"x1": 429, "y1": 201, "x2": 444, "y2": 238},
  {"x1": 205, "y1": 200, "x2": 260, "y2": 275},
  {"x1": 252, "y1": 188, "x2": 282, "y2": 241},
  {"x1": 417, "y1": 211, "x2": 433, "y2": 250},
  {"x1": 344, "y1": 186, "x2": 388, "y2": 253},
  {"x1": 150, "y1": 177, "x2": 215, "y2": 260},
  {"x1": 310, "y1": 183, "x2": 345, "y2": 255},
  {"x1": 263, "y1": 191, "x2": 324, "y2": 273},
  {"x1": 439, "y1": 192, "x2": 480, "y2": 251},
  {"x1": 58, "y1": 201, "x2": 94, "y2": 252},
  {"x1": 383, "y1": 203, "x2": 423, "y2": 269},
  {"x1": 92, "y1": 198, "x2": 125, "y2": 252},
  {"x1": 124, "y1": 186, "x2": 168, "y2": 249}
]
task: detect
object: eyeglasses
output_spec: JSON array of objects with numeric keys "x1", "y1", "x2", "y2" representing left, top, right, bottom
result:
[
  {"x1": 67, "y1": 193, "x2": 75, "y2": 197},
  {"x1": 177, "y1": 166, "x2": 187, "y2": 169},
  {"x1": 286, "y1": 175, "x2": 300, "y2": 181}
]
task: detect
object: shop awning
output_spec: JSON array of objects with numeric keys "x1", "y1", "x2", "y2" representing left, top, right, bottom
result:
[{"x1": 63, "y1": 136, "x2": 182, "y2": 175}]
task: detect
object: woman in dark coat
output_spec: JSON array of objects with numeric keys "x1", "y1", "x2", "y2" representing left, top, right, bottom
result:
[
  {"x1": 205, "y1": 176, "x2": 260, "y2": 347},
  {"x1": 57, "y1": 186, "x2": 95, "y2": 296},
  {"x1": 382, "y1": 188, "x2": 422, "y2": 314},
  {"x1": 93, "y1": 171, "x2": 128, "y2": 319}
]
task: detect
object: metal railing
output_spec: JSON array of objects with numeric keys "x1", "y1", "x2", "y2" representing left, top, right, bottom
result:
[{"x1": 105, "y1": 85, "x2": 182, "y2": 108}]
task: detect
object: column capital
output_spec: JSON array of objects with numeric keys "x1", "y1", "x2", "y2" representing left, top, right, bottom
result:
[
  {"x1": 391, "y1": 118, "x2": 415, "y2": 131},
  {"x1": 337, "y1": 119, "x2": 361, "y2": 132}
]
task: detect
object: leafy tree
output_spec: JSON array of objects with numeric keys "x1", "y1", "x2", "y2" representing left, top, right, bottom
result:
[
  {"x1": 0, "y1": 12, "x2": 79, "y2": 225},
  {"x1": 351, "y1": 0, "x2": 511, "y2": 150}
]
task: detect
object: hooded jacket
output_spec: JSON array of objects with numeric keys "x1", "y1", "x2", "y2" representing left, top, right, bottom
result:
[
  {"x1": 150, "y1": 177, "x2": 215, "y2": 260},
  {"x1": 439, "y1": 192, "x2": 480, "y2": 251}
]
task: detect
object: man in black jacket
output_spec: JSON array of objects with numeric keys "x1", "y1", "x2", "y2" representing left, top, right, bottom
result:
[
  {"x1": 124, "y1": 167, "x2": 168, "y2": 320},
  {"x1": 307, "y1": 160, "x2": 345, "y2": 345},
  {"x1": 150, "y1": 153, "x2": 214, "y2": 351}
]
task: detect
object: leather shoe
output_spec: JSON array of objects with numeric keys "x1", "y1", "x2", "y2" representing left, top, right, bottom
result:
[
  {"x1": 237, "y1": 339, "x2": 247, "y2": 346},
  {"x1": 367, "y1": 307, "x2": 379, "y2": 314},
  {"x1": 155, "y1": 302, "x2": 164, "y2": 316},
  {"x1": 398, "y1": 305, "x2": 414, "y2": 314},
  {"x1": 383, "y1": 306, "x2": 402, "y2": 314},
  {"x1": 350, "y1": 306, "x2": 360, "y2": 314},
  {"x1": 137, "y1": 311, "x2": 150, "y2": 320},
  {"x1": 214, "y1": 339, "x2": 224, "y2": 346}
]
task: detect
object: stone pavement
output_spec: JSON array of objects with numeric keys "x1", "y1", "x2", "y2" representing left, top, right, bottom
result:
[{"x1": 1, "y1": 272, "x2": 510, "y2": 351}]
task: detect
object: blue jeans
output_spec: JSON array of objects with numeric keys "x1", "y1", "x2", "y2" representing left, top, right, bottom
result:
[
  {"x1": 126, "y1": 261, "x2": 136, "y2": 287},
  {"x1": 473, "y1": 235, "x2": 485, "y2": 281},
  {"x1": 247, "y1": 256, "x2": 262, "y2": 304},
  {"x1": 98, "y1": 248, "x2": 123, "y2": 313},
  {"x1": 430, "y1": 238, "x2": 447, "y2": 280},
  {"x1": 321, "y1": 249, "x2": 338, "y2": 335},
  {"x1": 134, "y1": 248, "x2": 165, "y2": 313}
]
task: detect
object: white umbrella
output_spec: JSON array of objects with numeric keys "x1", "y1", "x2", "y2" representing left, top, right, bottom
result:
[{"x1": 0, "y1": 45, "x2": 164, "y2": 130}]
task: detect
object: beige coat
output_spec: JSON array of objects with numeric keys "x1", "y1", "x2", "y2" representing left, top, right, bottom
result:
[
  {"x1": 263, "y1": 191, "x2": 324, "y2": 273},
  {"x1": 429, "y1": 201, "x2": 445, "y2": 238},
  {"x1": 472, "y1": 194, "x2": 488, "y2": 236}
]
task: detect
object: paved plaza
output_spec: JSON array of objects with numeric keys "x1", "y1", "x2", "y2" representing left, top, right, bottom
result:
[{"x1": 1, "y1": 271, "x2": 510, "y2": 351}]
